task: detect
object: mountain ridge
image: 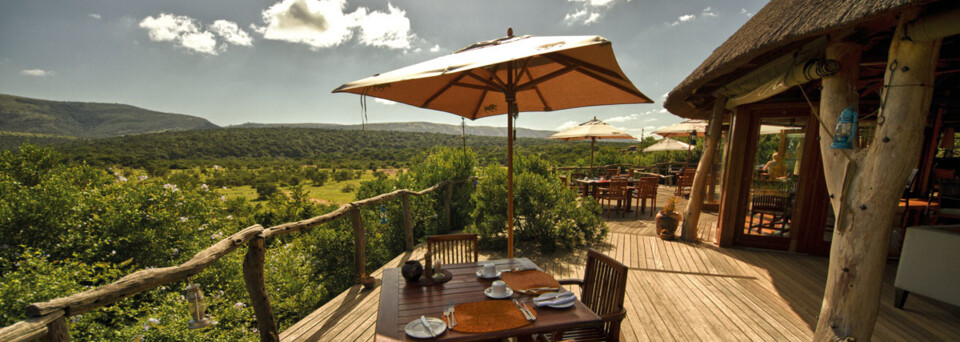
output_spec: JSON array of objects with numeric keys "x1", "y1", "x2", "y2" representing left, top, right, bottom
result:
[{"x1": 228, "y1": 121, "x2": 556, "y2": 138}]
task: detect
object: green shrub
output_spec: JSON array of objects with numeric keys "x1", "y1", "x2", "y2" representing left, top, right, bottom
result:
[
  {"x1": 253, "y1": 181, "x2": 278, "y2": 200},
  {"x1": 469, "y1": 153, "x2": 605, "y2": 253},
  {"x1": 332, "y1": 169, "x2": 354, "y2": 182}
]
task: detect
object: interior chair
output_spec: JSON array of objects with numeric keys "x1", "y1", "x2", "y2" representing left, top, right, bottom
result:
[
  {"x1": 748, "y1": 190, "x2": 790, "y2": 236},
  {"x1": 542, "y1": 249, "x2": 629, "y2": 342},
  {"x1": 930, "y1": 179, "x2": 960, "y2": 224},
  {"x1": 424, "y1": 234, "x2": 478, "y2": 268}
]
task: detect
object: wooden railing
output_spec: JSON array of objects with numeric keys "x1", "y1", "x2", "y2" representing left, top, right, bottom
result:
[{"x1": 0, "y1": 179, "x2": 465, "y2": 342}]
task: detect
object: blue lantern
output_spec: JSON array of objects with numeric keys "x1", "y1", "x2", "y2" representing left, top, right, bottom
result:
[
  {"x1": 379, "y1": 205, "x2": 388, "y2": 224},
  {"x1": 830, "y1": 106, "x2": 858, "y2": 149}
]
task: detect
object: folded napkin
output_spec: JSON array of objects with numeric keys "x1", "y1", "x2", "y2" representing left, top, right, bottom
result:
[{"x1": 533, "y1": 292, "x2": 576, "y2": 307}]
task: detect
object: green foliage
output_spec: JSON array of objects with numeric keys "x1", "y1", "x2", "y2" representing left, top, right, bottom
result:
[
  {"x1": 254, "y1": 180, "x2": 279, "y2": 200},
  {"x1": 470, "y1": 154, "x2": 606, "y2": 253},
  {"x1": 332, "y1": 169, "x2": 355, "y2": 182}
]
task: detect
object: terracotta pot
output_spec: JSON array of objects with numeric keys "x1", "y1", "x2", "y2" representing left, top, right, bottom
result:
[
  {"x1": 401, "y1": 260, "x2": 423, "y2": 283},
  {"x1": 360, "y1": 276, "x2": 377, "y2": 290},
  {"x1": 656, "y1": 211, "x2": 680, "y2": 240}
]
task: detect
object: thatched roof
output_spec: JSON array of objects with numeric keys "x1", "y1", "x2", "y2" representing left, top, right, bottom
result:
[{"x1": 664, "y1": 0, "x2": 923, "y2": 119}]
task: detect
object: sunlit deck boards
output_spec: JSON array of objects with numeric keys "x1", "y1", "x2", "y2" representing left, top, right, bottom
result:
[{"x1": 281, "y1": 194, "x2": 960, "y2": 341}]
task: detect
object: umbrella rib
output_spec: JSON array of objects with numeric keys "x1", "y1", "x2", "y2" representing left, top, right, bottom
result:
[
  {"x1": 472, "y1": 67, "x2": 508, "y2": 90},
  {"x1": 544, "y1": 53, "x2": 624, "y2": 80},
  {"x1": 516, "y1": 65, "x2": 577, "y2": 91},
  {"x1": 464, "y1": 71, "x2": 506, "y2": 92},
  {"x1": 470, "y1": 89, "x2": 488, "y2": 120},
  {"x1": 543, "y1": 54, "x2": 652, "y2": 101},
  {"x1": 524, "y1": 68, "x2": 551, "y2": 111},
  {"x1": 575, "y1": 66, "x2": 653, "y2": 101},
  {"x1": 422, "y1": 73, "x2": 469, "y2": 108}
]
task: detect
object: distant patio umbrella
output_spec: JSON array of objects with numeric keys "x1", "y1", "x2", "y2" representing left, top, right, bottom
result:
[
  {"x1": 333, "y1": 29, "x2": 652, "y2": 258},
  {"x1": 656, "y1": 119, "x2": 795, "y2": 137},
  {"x1": 548, "y1": 117, "x2": 635, "y2": 177},
  {"x1": 641, "y1": 138, "x2": 692, "y2": 152}
]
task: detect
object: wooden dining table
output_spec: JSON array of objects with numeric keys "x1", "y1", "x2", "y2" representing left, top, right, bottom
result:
[
  {"x1": 575, "y1": 178, "x2": 642, "y2": 211},
  {"x1": 375, "y1": 258, "x2": 602, "y2": 341}
]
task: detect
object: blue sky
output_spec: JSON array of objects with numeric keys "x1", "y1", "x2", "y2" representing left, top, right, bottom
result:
[{"x1": 0, "y1": 0, "x2": 766, "y2": 135}]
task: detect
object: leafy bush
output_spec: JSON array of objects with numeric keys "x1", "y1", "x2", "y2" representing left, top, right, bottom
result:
[
  {"x1": 253, "y1": 180, "x2": 278, "y2": 200},
  {"x1": 332, "y1": 169, "x2": 354, "y2": 182},
  {"x1": 340, "y1": 184, "x2": 355, "y2": 193},
  {"x1": 469, "y1": 153, "x2": 605, "y2": 253}
]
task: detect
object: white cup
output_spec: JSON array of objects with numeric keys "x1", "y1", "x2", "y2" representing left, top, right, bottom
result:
[
  {"x1": 492, "y1": 280, "x2": 506, "y2": 296},
  {"x1": 483, "y1": 263, "x2": 496, "y2": 277}
]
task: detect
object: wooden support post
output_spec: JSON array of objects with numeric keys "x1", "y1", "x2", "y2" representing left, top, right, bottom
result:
[
  {"x1": 39, "y1": 316, "x2": 68, "y2": 342},
  {"x1": 402, "y1": 193, "x2": 414, "y2": 251},
  {"x1": 243, "y1": 237, "x2": 279, "y2": 342},
  {"x1": 813, "y1": 12, "x2": 941, "y2": 341},
  {"x1": 444, "y1": 183, "x2": 453, "y2": 231},
  {"x1": 717, "y1": 107, "x2": 750, "y2": 247},
  {"x1": 349, "y1": 207, "x2": 366, "y2": 282},
  {"x1": 682, "y1": 96, "x2": 726, "y2": 241}
]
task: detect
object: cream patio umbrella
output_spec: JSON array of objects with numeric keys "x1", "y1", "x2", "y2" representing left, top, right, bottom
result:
[
  {"x1": 641, "y1": 137, "x2": 692, "y2": 152},
  {"x1": 548, "y1": 117, "x2": 635, "y2": 177},
  {"x1": 333, "y1": 29, "x2": 652, "y2": 258}
]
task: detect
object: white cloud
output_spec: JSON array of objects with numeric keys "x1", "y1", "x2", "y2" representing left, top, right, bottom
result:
[
  {"x1": 670, "y1": 14, "x2": 696, "y2": 26},
  {"x1": 21, "y1": 69, "x2": 53, "y2": 77},
  {"x1": 741, "y1": 8, "x2": 754, "y2": 17},
  {"x1": 210, "y1": 20, "x2": 253, "y2": 46},
  {"x1": 563, "y1": 0, "x2": 625, "y2": 26},
  {"x1": 660, "y1": 92, "x2": 669, "y2": 99},
  {"x1": 139, "y1": 14, "x2": 252, "y2": 55},
  {"x1": 374, "y1": 98, "x2": 397, "y2": 105},
  {"x1": 258, "y1": 0, "x2": 415, "y2": 50},
  {"x1": 89, "y1": 13, "x2": 101, "y2": 20},
  {"x1": 606, "y1": 113, "x2": 639, "y2": 123},
  {"x1": 701, "y1": 7, "x2": 717, "y2": 17},
  {"x1": 429, "y1": 44, "x2": 440, "y2": 53},
  {"x1": 557, "y1": 120, "x2": 579, "y2": 130}
]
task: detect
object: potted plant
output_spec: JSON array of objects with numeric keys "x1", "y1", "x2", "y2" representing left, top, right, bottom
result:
[
  {"x1": 360, "y1": 273, "x2": 377, "y2": 290},
  {"x1": 656, "y1": 197, "x2": 681, "y2": 240}
]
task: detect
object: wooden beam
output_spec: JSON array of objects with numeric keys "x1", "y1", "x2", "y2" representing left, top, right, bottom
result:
[
  {"x1": 243, "y1": 236, "x2": 279, "y2": 342},
  {"x1": 813, "y1": 10, "x2": 942, "y2": 341},
  {"x1": 0, "y1": 310, "x2": 63, "y2": 342},
  {"x1": 402, "y1": 193, "x2": 414, "y2": 251},
  {"x1": 349, "y1": 207, "x2": 366, "y2": 282},
  {"x1": 39, "y1": 316, "x2": 68, "y2": 342},
  {"x1": 681, "y1": 96, "x2": 727, "y2": 241}
]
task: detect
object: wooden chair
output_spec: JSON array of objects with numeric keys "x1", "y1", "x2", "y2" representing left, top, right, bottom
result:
[
  {"x1": 748, "y1": 190, "x2": 790, "y2": 235},
  {"x1": 599, "y1": 179, "x2": 628, "y2": 217},
  {"x1": 627, "y1": 177, "x2": 659, "y2": 218},
  {"x1": 424, "y1": 234, "x2": 478, "y2": 268},
  {"x1": 674, "y1": 168, "x2": 696, "y2": 197},
  {"x1": 546, "y1": 249, "x2": 629, "y2": 342},
  {"x1": 570, "y1": 173, "x2": 587, "y2": 194},
  {"x1": 929, "y1": 179, "x2": 960, "y2": 224}
]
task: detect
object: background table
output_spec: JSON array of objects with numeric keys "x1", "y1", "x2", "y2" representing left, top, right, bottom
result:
[{"x1": 375, "y1": 258, "x2": 602, "y2": 341}]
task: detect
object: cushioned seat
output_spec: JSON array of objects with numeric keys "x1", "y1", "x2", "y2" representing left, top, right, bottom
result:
[{"x1": 894, "y1": 225, "x2": 960, "y2": 309}]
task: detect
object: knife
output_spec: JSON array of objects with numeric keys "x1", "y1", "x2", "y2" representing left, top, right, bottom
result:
[
  {"x1": 420, "y1": 315, "x2": 436, "y2": 338},
  {"x1": 513, "y1": 299, "x2": 535, "y2": 321}
]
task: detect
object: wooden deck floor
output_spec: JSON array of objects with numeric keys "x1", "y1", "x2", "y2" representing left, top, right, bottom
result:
[{"x1": 280, "y1": 191, "x2": 960, "y2": 341}]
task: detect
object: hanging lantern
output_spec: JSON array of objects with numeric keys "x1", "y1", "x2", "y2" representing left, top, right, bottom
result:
[
  {"x1": 830, "y1": 106, "x2": 858, "y2": 149},
  {"x1": 184, "y1": 283, "x2": 213, "y2": 329},
  {"x1": 689, "y1": 129, "x2": 698, "y2": 146},
  {"x1": 379, "y1": 205, "x2": 388, "y2": 224}
]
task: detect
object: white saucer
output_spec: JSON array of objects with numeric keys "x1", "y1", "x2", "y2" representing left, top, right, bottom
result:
[
  {"x1": 484, "y1": 286, "x2": 514, "y2": 299},
  {"x1": 476, "y1": 270, "x2": 501, "y2": 279},
  {"x1": 404, "y1": 317, "x2": 446, "y2": 339},
  {"x1": 535, "y1": 291, "x2": 576, "y2": 308}
]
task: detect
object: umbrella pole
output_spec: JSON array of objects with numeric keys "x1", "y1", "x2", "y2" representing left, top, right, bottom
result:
[{"x1": 506, "y1": 103, "x2": 515, "y2": 259}]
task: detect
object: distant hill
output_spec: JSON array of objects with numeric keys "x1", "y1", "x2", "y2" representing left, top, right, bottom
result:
[
  {"x1": 229, "y1": 121, "x2": 556, "y2": 139},
  {"x1": 0, "y1": 94, "x2": 220, "y2": 139}
]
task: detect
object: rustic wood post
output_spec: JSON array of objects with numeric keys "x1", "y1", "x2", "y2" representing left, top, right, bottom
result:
[
  {"x1": 813, "y1": 12, "x2": 941, "y2": 341},
  {"x1": 243, "y1": 236, "x2": 279, "y2": 342},
  {"x1": 401, "y1": 193, "x2": 414, "y2": 251},
  {"x1": 40, "y1": 316, "x2": 68, "y2": 342},
  {"x1": 681, "y1": 95, "x2": 726, "y2": 241},
  {"x1": 716, "y1": 106, "x2": 750, "y2": 247},
  {"x1": 349, "y1": 207, "x2": 366, "y2": 283},
  {"x1": 443, "y1": 182, "x2": 453, "y2": 231}
]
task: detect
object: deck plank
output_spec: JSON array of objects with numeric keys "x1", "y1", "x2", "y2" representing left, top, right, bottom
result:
[{"x1": 281, "y1": 204, "x2": 960, "y2": 341}]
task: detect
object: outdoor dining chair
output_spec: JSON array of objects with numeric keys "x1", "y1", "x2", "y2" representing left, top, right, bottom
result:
[
  {"x1": 628, "y1": 177, "x2": 659, "y2": 218},
  {"x1": 674, "y1": 168, "x2": 696, "y2": 197},
  {"x1": 929, "y1": 179, "x2": 960, "y2": 224},
  {"x1": 748, "y1": 190, "x2": 790, "y2": 236},
  {"x1": 599, "y1": 179, "x2": 629, "y2": 217},
  {"x1": 425, "y1": 234, "x2": 478, "y2": 267},
  {"x1": 542, "y1": 249, "x2": 629, "y2": 342}
]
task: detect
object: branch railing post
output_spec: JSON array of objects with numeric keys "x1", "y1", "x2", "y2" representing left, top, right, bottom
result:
[
  {"x1": 42, "y1": 316, "x2": 69, "y2": 342},
  {"x1": 243, "y1": 236, "x2": 279, "y2": 342},
  {"x1": 349, "y1": 206, "x2": 366, "y2": 283},
  {"x1": 402, "y1": 193, "x2": 414, "y2": 251}
]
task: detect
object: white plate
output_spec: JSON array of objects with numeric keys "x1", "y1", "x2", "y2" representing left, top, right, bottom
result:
[
  {"x1": 536, "y1": 291, "x2": 577, "y2": 308},
  {"x1": 484, "y1": 286, "x2": 514, "y2": 299},
  {"x1": 476, "y1": 270, "x2": 501, "y2": 279},
  {"x1": 404, "y1": 317, "x2": 446, "y2": 339}
]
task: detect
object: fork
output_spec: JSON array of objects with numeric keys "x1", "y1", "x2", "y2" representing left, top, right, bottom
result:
[
  {"x1": 449, "y1": 303, "x2": 457, "y2": 327},
  {"x1": 443, "y1": 306, "x2": 451, "y2": 326}
]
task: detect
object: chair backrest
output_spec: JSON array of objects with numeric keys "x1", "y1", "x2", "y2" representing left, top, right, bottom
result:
[
  {"x1": 934, "y1": 168, "x2": 956, "y2": 183},
  {"x1": 581, "y1": 249, "x2": 629, "y2": 336},
  {"x1": 751, "y1": 190, "x2": 788, "y2": 212},
  {"x1": 426, "y1": 234, "x2": 478, "y2": 265},
  {"x1": 939, "y1": 179, "x2": 960, "y2": 208},
  {"x1": 639, "y1": 177, "x2": 659, "y2": 198},
  {"x1": 608, "y1": 180, "x2": 628, "y2": 196}
]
